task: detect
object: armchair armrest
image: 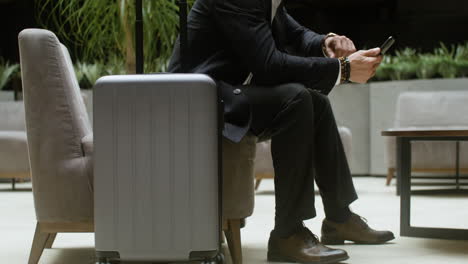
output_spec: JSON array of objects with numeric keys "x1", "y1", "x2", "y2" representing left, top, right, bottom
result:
[{"x1": 81, "y1": 133, "x2": 93, "y2": 157}]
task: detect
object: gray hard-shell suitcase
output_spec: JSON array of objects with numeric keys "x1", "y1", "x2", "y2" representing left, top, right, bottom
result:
[
  {"x1": 93, "y1": 74, "x2": 224, "y2": 263},
  {"x1": 95, "y1": 1, "x2": 224, "y2": 262}
]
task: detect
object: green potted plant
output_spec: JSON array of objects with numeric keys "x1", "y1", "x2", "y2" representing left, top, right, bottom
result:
[
  {"x1": 36, "y1": 0, "x2": 180, "y2": 74},
  {"x1": 74, "y1": 55, "x2": 126, "y2": 89},
  {"x1": 376, "y1": 42, "x2": 468, "y2": 81}
]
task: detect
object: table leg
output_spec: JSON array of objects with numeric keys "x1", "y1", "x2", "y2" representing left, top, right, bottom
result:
[
  {"x1": 397, "y1": 137, "x2": 412, "y2": 236},
  {"x1": 456, "y1": 141, "x2": 460, "y2": 190},
  {"x1": 388, "y1": 134, "x2": 468, "y2": 239},
  {"x1": 395, "y1": 138, "x2": 404, "y2": 196}
]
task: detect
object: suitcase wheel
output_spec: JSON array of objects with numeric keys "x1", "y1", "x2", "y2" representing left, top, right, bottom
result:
[
  {"x1": 215, "y1": 253, "x2": 225, "y2": 264},
  {"x1": 202, "y1": 252, "x2": 225, "y2": 264},
  {"x1": 95, "y1": 258, "x2": 116, "y2": 264}
]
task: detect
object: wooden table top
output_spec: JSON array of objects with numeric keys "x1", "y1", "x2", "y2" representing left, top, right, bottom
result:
[{"x1": 381, "y1": 128, "x2": 468, "y2": 137}]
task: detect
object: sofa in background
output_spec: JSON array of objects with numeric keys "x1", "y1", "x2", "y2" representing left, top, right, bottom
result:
[
  {"x1": 385, "y1": 91, "x2": 468, "y2": 186},
  {"x1": 0, "y1": 101, "x2": 30, "y2": 189}
]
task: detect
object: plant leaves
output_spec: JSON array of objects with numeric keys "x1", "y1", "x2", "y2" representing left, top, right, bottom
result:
[{"x1": 0, "y1": 59, "x2": 20, "y2": 90}]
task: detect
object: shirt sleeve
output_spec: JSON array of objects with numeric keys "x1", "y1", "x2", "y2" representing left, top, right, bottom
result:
[
  {"x1": 335, "y1": 62, "x2": 341, "y2": 85},
  {"x1": 323, "y1": 46, "x2": 342, "y2": 85},
  {"x1": 276, "y1": 6, "x2": 326, "y2": 58}
]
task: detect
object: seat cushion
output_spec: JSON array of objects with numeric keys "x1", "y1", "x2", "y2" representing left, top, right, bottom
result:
[
  {"x1": 0, "y1": 131, "x2": 30, "y2": 173},
  {"x1": 396, "y1": 91, "x2": 468, "y2": 127}
]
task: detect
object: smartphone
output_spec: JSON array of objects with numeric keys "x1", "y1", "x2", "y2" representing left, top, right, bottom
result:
[{"x1": 380, "y1": 36, "x2": 395, "y2": 55}]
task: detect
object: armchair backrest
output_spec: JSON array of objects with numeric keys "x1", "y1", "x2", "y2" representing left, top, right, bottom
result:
[
  {"x1": 395, "y1": 91, "x2": 468, "y2": 128},
  {"x1": 18, "y1": 28, "x2": 93, "y2": 222}
]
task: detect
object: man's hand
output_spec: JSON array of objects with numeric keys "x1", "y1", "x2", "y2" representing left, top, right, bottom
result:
[
  {"x1": 324, "y1": 35, "x2": 356, "y2": 58},
  {"x1": 348, "y1": 48, "x2": 382, "y2": 84}
]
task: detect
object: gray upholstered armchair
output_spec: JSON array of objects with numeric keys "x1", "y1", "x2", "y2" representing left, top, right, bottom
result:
[
  {"x1": 19, "y1": 28, "x2": 95, "y2": 264},
  {"x1": 0, "y1": 101, "x2": 30, "y2": 189},
  {"x1": 222, "y1": 134, "x2": 256, "y2": 264},
  {"x1": 19, "y1": 28, "x2": 255, "y2": 264}
]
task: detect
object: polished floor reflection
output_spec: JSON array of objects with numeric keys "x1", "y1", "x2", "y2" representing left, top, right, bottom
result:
[{"x1": 1, "y1": 177, "x2": 467, "y2": 264}]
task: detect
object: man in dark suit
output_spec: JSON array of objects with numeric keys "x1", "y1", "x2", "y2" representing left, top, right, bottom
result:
[{"x1": 169, "y1": 0, "x2": 394, "y2": 263}]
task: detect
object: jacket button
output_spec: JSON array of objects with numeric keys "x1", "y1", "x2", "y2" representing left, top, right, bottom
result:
[{"x1": 233, "y1": 88, "x2": 242, "y2": 95}]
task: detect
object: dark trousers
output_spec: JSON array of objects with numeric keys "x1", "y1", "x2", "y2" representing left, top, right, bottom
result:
[{"x1": 244, "y1": 83, "x2": 358, "y2": 227}]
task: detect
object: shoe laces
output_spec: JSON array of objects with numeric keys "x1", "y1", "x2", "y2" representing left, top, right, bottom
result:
[
  {"x1": 301, "y1": 227, "x2": 320, "y2": 245},
  {"x1": 353, "y1": 213, "x2": 370, "y2": 229}
]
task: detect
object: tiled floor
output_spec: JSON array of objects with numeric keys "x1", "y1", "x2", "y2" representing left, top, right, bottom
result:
[{"x1": 1, "y1": 177, "x2": 467, "y2": 264}]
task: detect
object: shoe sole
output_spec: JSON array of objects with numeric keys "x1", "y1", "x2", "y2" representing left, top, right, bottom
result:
[
  {"x1": 321, "y1": 235, "x2": 395, "y2": 245},
  {"x1": 267, "y1": 252, "x2": 349, "y2": 264}
]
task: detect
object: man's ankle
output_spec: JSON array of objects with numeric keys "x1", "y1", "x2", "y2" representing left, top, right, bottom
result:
[
  {"x1": 325, "y1": 206, "x2": 352, "y2": 223},
  {"x1": 272, "y1": 221, "x2": 304, "y2": 238}
]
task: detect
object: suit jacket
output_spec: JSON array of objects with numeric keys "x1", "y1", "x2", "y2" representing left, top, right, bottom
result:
[{"x1": 168, "y1": 0, "x2": 339, "y2": 142}]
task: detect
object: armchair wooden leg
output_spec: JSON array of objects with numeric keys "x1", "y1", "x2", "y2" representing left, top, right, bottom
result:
[
  {"x1": 221, "y1": 231, "x2": 226, "y2": 244},
  {"x1": 44, "y1": 233, "x2": 57, "y2": 249},
  {"x1": 386, "y1": 168, "x2": 395, "y2": 186},
  {"x1": 224, "y1": 219, "x2": 242, "y2": 264},
  {"x1": 254, "y1": 179, "x2": 262, "y2": 191},
  {"x1": 28, "y1": 223, "x2": 52, "y2": 264}
]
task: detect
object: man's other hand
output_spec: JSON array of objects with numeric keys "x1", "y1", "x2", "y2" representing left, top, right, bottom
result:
[
  {"x1": 348, "y1": 48, "x2": 382, "y2": 84},
  {"x1": 324, "y1": 35, "x2": 356, "y2": 58}
]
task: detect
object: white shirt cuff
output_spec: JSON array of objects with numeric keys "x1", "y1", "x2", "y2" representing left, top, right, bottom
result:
[
  {"x1": 335, "y1": 60, "x2": 341, "y2": 85},
  {"x1": 323, "y1": 47, "x2": 342, "y2": 86}
]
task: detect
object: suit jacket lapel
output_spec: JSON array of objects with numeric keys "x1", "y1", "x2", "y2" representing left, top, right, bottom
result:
[{"x1": 244, "y1": 0, "x2": 283, "y2": 85}]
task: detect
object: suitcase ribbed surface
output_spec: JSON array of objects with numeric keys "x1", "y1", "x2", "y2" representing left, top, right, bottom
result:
[{"x1": 94, "y1": 74, "x2": 219, "y2": 261}]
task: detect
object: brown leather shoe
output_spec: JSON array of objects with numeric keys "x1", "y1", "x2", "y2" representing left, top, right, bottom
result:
[
  {"x1": 268, "y1": 227, "x2": 349, "y2": 264},
  {"x1": 321, "y1": 213, "x2": 395, "y2": 245}
]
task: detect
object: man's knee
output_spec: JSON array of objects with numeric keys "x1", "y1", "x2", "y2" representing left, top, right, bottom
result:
[
  {"x1": 307, "y1": 89, "x2": 333, "y2": 112},
  {"x1": 277, "y1": 82, "x2": 306, "y2": 96},
  {"x1": 277, "y1": 83, "x2": 311, "y2": 105},
  {"x1": 285, "y1": 86, "x2": 315, "y2": 118}
]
